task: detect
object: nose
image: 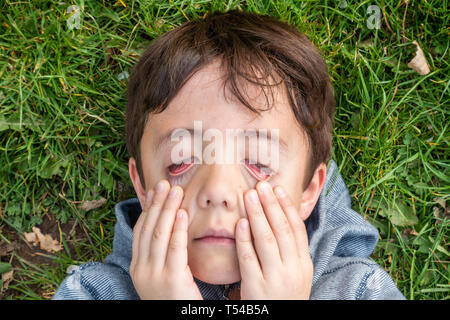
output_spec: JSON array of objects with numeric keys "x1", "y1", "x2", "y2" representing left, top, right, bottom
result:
[{"x1": 197, "y1": 164, "x2": 239, "y2": 211}]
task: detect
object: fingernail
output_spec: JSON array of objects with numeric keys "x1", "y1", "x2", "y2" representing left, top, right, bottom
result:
[
  {"x1": 246, "y1": 189, "x2": 259, "y2": 203},
  {"x1": 257, "y1": 181, "x2": 271, "y2": 193},
  {"x1": 169, "y1": 186, "x2": 179, "y2": 198},
  {"x1": 275, "y1": 186, "x2": 286, "y2": 198},
  {"x1": 156, "y1": 181, "x2": 166, "y2": 193},
  {"x1": 240, "y1": 219, "x2": 249, "y2": 230},
  {"x1": 176, "y1": 209, "x2": 184, "y2": 220}
]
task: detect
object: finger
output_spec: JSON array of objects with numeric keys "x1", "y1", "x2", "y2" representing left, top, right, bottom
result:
[
  {"x1": 138, "y1": 180, "x2": 170, "y2": 265},
  {"x1": 149, "y1": 185, "x2": 184, "y2": 272},
  {"x1": 131, "y1": 189, "x2": 154, "y2": 272},
  {"x1": 235, "y1": 218, "x2": 262, "y2": 282},
  {"x1": 274, "y1": 185, "x2": 310, "y2": 260},
  {"x1": 244, "y1": 188, "x2": 281, "y2": 276},
  {"x1": 166, "y1": 208, "x2": 188, "y2": 274},
  {"x1": 256, "y1": 181, "x2": 297, "y2": 264}
]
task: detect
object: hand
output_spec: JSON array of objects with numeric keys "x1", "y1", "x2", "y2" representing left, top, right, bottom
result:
[
  {"x1": 236, "y1": 181, "x2": 313, "y2": 299},
  {"x1": 129, "y1": 180, "x2": 203, "y2": 300}
]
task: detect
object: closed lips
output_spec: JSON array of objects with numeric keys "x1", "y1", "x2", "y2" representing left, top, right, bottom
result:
[{"x1": 195, "y1": 228, "x2": 234, "y2": 240}]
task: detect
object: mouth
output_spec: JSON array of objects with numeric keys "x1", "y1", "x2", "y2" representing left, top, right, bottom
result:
[{"x1": 194, "y1": 228, "x2": 235, "y2": 245}]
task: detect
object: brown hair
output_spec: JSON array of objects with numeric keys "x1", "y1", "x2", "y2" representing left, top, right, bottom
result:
[{"x1": 126, "y1": 9, "x2": 336, "y2": 191}]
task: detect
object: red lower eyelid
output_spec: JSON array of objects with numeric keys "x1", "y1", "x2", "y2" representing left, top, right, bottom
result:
[
  {"x1": 246, "y1": 163, "x2": 269, "y2": 180},
  {"x1": 169, "y1": 163, "x2": 192, "y2": 175},
  {"x1": 252, "y1": 169, "x2": 269, "y2": 180},
  {"x1": 169, "y1": 160, "x2": 271, "y2": 179}
]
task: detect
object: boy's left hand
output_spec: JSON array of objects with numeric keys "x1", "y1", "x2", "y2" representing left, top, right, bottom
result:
[{"x1": 236, "y1": 181, "x2": 313, "y2": 300}]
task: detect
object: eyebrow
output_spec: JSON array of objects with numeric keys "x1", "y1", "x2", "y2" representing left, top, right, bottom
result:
[{"x1": 154, "y1": 127, "x2": 289, "y2": 155}]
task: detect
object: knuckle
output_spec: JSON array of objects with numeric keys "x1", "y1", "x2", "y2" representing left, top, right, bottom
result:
[
  {"x1": 152, "y1": 227, "x2": 163, "y2": 241},
  {"x1": 168, "y1": 237, "x2": 183, "y2": 251},
  {"x1": 279, "y1": 220, "x2": 293, "y2": 236},
  {"x1": 240, "y1": 251, "x2": 254, "y2": 262},
  {"x1": 140, "y1": 222, "x2": 152, "y2": 235},
  {"x1": 237, "y1": 235, "x2": 252, "y2": 244},
  {"x1": 262, "y1": 230, "x2": 276, "y2": 243},
  {"x1": 151, "y1": 201, "x2": 163, "y2": 210}
]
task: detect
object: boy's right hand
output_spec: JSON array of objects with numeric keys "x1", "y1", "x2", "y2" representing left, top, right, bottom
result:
[{"x1": 129, "y1": 180, "x2": 203, "y2": 300}]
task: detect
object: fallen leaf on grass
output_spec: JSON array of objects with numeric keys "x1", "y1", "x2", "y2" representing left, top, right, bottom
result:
[
  {"x1": 407, "y1": 40, "x2": 430, "y2": 75},
  {"x1": 402, "y1": 228, "x2": 418, "y2": 237},
  {"x1": 23, "y1": 227, "x2": 62, "y2": 252},
  {"x1": 372, "y1": 197, "x2": 418, "y2": 227},
  {"x1": 24, "y1": 229, "x2": 38, "y2": 246},
  {"x1": 434, "y1": 197, "x2": 447, "y2": 210},
  {"x1": 357, "y1": 38, "x2": 373, "y2": 49},
  {"x1": 78, "y1": 197, "x2": 107, "y2": 212},
  {"x1": 1, "y1": 269, "x2": 13, "y2": 295}
]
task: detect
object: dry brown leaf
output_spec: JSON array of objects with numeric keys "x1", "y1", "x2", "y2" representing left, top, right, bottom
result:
[
  {"x1": 23, "y1": 227, "x2": 62, "y2": 253},
  {"x1": 24, "y1": 230, "x2": 39, "y2": 246},
  {"x1": 78, "y1": 197, "x2": 107, "y2": 212},
  {"x1": 358, "y1": 38, "x2": 373, "y2": 48},
  {"x1": 402, "y1": 228, "x2": 418, "y2": 237},
  {"x1": 41, "y1": 291, "x2": 56, "y2": 299},
  {"x1": 1, "y1": 270, "x2": 13, "y2": 293},
  {"x1": 434, "y1": 197, "x2": 446, "y2": 209},
  {"x1": 34, "y1": 227, "x2": 62, "y2": 252},
  {"x1": 407, "y1": 40, "x2": 430, "y2": 75}
]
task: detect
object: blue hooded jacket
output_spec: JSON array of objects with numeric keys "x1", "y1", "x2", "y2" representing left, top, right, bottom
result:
[{"x1": 52, "y1": 160, "x2": 405, "y2": 300}]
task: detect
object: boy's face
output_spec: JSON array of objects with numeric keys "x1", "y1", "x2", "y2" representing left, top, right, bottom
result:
[{"x1": 129, "y1": 59, "x2": 326, "y2": 284}]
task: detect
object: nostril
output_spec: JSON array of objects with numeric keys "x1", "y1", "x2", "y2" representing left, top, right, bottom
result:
[{"x1": 205, "y1": 199, "x2": 228, "y2": 208}]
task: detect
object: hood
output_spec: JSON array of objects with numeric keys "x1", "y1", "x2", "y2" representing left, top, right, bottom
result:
[{"x1": 104, "y1": 159, "x2": 379, "y2": 298}]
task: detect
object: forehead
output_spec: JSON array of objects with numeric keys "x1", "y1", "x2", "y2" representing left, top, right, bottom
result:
[{"x1": 143, "y1": 60, "x2": 307, "y2": 152}]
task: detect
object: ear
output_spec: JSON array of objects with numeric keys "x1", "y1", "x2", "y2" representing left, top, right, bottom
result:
[
  {"x1": 129, "y1": 157, "x2": 147, "y2": 208},
  {"x1": 299, "y1": 162, "x2": 327, "y2": 221}
]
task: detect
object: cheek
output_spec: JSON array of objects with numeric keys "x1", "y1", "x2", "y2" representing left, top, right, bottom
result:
[
  {"x1": 187, "y1": 222, "x2": 196, "y2": 241},
  {"x1": 185, "y1": 207, "x2": 202, "y2": 239}
]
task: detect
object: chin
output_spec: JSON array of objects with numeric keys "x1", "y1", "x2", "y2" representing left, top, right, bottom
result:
[
  {"x1": 194, "y1": 267, "x2": 241, "y2": 285},
  {"x1": 193, "y1": 268, "x2": 241, "y2": 285},
  {"x1": 188, "y1": 248, "x2": 241, "y2": 285}
]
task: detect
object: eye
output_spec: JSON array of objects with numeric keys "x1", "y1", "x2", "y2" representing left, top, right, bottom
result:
[
  {"x1": 166, "y1": 156, "x2": 197, "y2": 185},
  {"x1": 167, "y1": 156, "x2": 195, "y2": 176},
  {"x1": 243, "y1": 159, "x2": 274, "y2": 181}
]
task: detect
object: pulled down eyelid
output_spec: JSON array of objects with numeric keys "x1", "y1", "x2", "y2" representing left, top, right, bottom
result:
[{"x1": 167, "y1": 158, "x2": 274, "y2": 183}]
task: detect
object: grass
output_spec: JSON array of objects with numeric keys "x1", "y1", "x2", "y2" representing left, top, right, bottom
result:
[{"x1": 0, "y1": 0, "x2": 448, "y2": 300}]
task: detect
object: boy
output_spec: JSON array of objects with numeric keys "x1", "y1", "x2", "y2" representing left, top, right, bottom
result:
[{"x1": 53, "y1": 10, "x2": 405, "y2": 300}]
